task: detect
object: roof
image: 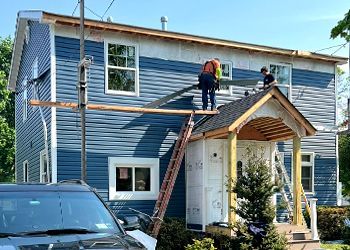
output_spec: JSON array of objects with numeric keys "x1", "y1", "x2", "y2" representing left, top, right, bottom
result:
[
  {"x1": 8, "y1": 10, "x2": 348, "y2": 91},
  {"x1": 192, "y1": 86, "x2": 316, "y2": 139}
]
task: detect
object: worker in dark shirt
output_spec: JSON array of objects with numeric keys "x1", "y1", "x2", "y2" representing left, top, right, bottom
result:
[{"x1": 260, "y1": 66, "x2": 277, "y2": 89}]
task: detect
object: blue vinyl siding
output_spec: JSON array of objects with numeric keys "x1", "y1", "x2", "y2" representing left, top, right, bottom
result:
[
  {"x1": 54, "y1": 35, "x2": 337, "y2": 220},
  {"x1": 15, "y1": 21, "x2": 51, "y2": 182}
]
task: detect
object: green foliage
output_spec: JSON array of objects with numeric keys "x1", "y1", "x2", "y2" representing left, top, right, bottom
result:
[
  {"x1": 185, "y1": 238, "x2": 216, "y2": 250},
  {"x1": 317, "y1": 206, "x2": 350, "y2": 241},
  {"x1": 0, "y1": 36, "x2": 14, "y2": 182},
  {"x1": 331, "y1": 9, "x2": 350, "y2": 42},
  {"x1": 339, "y1": 135, "x2": 350, "y2": 196},
  {"x1": 228, "y1": 147, "x2": 287, "y2": 250},
  {"x1": 156, "y1": 218, "x2": 200, "y2": 250}
]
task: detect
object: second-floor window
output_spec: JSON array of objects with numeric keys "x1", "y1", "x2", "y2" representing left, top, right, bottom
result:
[
  {"x1": 220, "y1": 62, "x2": 232, "y2": 95},
  {"x1": 270, "y1": 63, "x2": 292, "y2": 99},
  {"x1": 105, "y1": 42, "x2": 139, "y2": 96}
]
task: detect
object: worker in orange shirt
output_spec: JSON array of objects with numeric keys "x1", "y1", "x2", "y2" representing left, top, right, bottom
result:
[{"x1": 198, "y1": 58, "x2": 222, "y2": 111}]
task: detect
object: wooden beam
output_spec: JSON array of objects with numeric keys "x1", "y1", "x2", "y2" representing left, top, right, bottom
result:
[
  {"x1": 250, "y1": 120, "x2": 282, "y2": 129},
  {"x1": 248, "y1": 117, "x2": 276, "y2": 126},
  {"x1": 228, "y1": 132, "x2": 237, "y2": 224},
  {"x1": 293, "y1": 136, "x2": 302, "y2": 225},
  {"x1": 30, "y1": 100, "x2": 218, "y2": 116},
  {"x1": 270, "y1": 134, "x2": 295, "y2": 142},
  {"x1": 266, "y1": 131, "x2": 295, "y2": 140},
  {"x1": 189, "y1": 133, "x2": 203, "y2": 142},
  {"x1": 229, "y1": 93, "x2": 273, "y2": 131},
  {"x1": 258, "y1": 124, "x2": 289, "y2": 133},
  {"x1": 263, "y1": 128, "x2": 292, "y2": 136},
  {"x1": 204, "y1": 127, "x2": 229, "y2": 139}
]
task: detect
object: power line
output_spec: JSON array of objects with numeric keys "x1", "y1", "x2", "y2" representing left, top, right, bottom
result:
[
  {"x1": 313, "y1": 43, "x2": 347, "y2": 53},
  {"x1": 331, "y1": 43, "x2": 347, "y2": 55},
  {"x1": 72, "y1": 0, "x2": 79, "y2": 16},
  {"x1": 102, "y1": 0, "x2": 116, "y2": 20},
  {"x1": 85, "y1": 5, "x2": 103, "y2": 20}
]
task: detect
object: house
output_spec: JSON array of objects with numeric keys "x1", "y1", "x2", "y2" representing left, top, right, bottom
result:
[{"x1": 8, "y1": 11, "x2": 347, "y2": 225}]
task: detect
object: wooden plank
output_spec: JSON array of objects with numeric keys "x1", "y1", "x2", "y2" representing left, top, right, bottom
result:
[
  {"x1": 263, "y1": 128, "x2": 292, "y2": 137},
  {"x1": 189, "y1": 133, "x2": 203, "y2": 142},
  {"x1": 270, "y1": 134, "x2": 295, "y2": 142},
  {"x1": 228, "y1": 93, "x2": 273, "y2": 131},
  {"x1": 228, "y1": 132, "x2": 237, "y2": 224},
  {"x1": 258, "y1": 124, "x2": 289, "y2": 133},
  {"x1": 249, "y1": 119, "x2": 282, "y2": 128},
  {"x1": 293, "y1": 137, "x2": 302, "y2": 225},
  {"x1": 266, "y1": 131, "x2": 295, "y2": 140},
  {"x1": 204, "y1": 127, "x2": 229, "y2": 139},
  {"x1": 247, "y1": 117, "x2": 275, "y2": 126},
  {"x1": 30, "y1": 100, "x2": 218, "y2": 115},
  {"x1": 237, "y1": 125, "x2": 267, "y2": 141}
]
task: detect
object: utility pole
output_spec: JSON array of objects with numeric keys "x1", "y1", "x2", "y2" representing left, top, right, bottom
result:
[{"x1": 79, "y1": 0, "x2": 87, "y2": 181}]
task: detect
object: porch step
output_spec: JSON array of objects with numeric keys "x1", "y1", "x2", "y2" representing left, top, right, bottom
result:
[
  {"x1": 275, "y1": 223, "x2": 320, "y2": 250},
  {"x1": 288, "y1": 239, "x2": 320, "y2": 250}
]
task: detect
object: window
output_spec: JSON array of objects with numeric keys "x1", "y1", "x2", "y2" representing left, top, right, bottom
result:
[
  {"x1": 23, "y1": 161, "x2": 29, "y2": 182},
  {"x1": 108, "y1": 157, "x2": 159, "y2": 200},
  {"x1": 32, "y1": 58, "x2": 38, "y2": 79},
  {"x1": 105, "y1": 42, "x2": 139, "y2": 96},
  {"x1": 22, "y1": 78, "x2": 27, "y2": 122},
  {"x1": 269, "y1": 63, "x2": 292, "y2": 99},
  {"x1": 301, "y1": 153, "x2": 314, "y2": 193},
  {"x1": 220, "y1": 62, "x2": 232, "y2": 95},
  {"x1": 40, "y1": 150, "x2": 48, "y2": 183}
]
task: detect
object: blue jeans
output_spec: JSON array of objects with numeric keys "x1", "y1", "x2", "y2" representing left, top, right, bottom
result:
[{"x1": 200, "y1": 73, "x2": 216, "y2": 110}]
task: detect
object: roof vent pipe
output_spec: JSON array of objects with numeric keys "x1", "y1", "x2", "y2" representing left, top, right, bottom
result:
[{"x1": 161, "y1": 16, "x2": 168, "y2": 31}]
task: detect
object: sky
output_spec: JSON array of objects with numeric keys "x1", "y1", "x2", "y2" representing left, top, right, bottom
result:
[{"x1": 0, "y1": 0, "x2": 349, "y2": 60}]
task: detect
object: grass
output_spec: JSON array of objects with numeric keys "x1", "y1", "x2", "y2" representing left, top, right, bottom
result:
[{"x1": 321, "y1": 243, "x2": 350, "y2": 250}]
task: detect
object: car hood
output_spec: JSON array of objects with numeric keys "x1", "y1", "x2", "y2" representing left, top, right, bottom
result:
[{"x1": 0, "y1": 233, "x2": 146, "y2": 249}]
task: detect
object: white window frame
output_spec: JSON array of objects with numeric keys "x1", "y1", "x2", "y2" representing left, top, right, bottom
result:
[
  {"x1": 108, "y1": 157, "x2": 159, "y2": 200},
  {"x1": 23, "y1": 160, "x2": 29, "y2": 182},
  {"x1": 104, "y1": 40, "x2": 139, "y2": 96},
  {"x1": 219, "y1": 61, "x2": 233, "y2": 95},
  {"x1": 290, "y1": 152, "x2": 315, "y2": 194},
  {"x1": 301, "y1": 152, "x2": 315, "y2": 194},
  {"x1": 32, "y1": 58, "x2": 39, "y2": 109},
  {"x1": 269, "y1": 62, "x2": 292, "y2": 101},
  {"x1": 40, "y1": 150, "x2": 47, "y2": 183},
  {"x1": 22, "y1": 78, "x2": 28, "y2": 122}
]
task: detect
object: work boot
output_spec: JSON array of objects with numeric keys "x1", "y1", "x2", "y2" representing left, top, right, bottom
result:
[{"x1": 211, "y1": 106, "x2": 217, "y2": 111}]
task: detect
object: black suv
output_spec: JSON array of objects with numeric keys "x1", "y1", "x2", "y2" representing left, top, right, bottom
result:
[{"x1": 0, "y1": 180, "x2": 146, "y2": 249}]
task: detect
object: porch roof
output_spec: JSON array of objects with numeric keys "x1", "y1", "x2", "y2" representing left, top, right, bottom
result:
[{"x1": 191, "y1": 87, "x2": 316, "y2": 141}]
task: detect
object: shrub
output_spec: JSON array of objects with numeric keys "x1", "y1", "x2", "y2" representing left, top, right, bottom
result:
[
  {"x1": 185, "y1": 238, "x2": 217, "y2": 250},
  {"x1": 317, "y1": 206, "x2": 350, "y2": 241},
  {"x1": 156, "y1": 217, "x2": 200, "y2": 250}
]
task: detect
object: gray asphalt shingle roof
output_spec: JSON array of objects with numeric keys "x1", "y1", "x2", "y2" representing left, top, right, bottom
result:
[{"x1": 193, "y1": 88, "x2": 272, "y2": 135}]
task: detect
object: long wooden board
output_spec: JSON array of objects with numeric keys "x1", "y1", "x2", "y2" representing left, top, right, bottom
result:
[{"x1": 30, "y1": 100, "x2": 218, "y2": 115}]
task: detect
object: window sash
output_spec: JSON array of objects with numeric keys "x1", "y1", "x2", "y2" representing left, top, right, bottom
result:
[
  {"x1": 269, "y1": 63, "x2": 292, "y2": 100},
  {"x1": 220, "y1": 62, "x2": 232, "y2": 95},
  {"x1": 106, "y1": 42, "x2": 138, "y2": 95},
  {"x1": 23, "y1": 161, "x2": 29, "y2": 182}
]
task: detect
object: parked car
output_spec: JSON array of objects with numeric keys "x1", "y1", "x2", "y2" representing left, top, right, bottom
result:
[{"x1": 0, "y1": 180, "x2": 147, "y2": 249}]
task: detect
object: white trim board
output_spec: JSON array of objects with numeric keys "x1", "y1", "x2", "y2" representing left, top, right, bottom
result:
[{"x1": 50, "y1": 24, "x2": 57, "y2": 183}]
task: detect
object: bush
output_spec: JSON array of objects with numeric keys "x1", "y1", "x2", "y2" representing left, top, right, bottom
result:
[
  {"x1": 317, "y1": 206, "x2": 350, "y2": 241},
  {"x1": 185, "y1": 238, "x2": 216, "y2": 250},
  {"x1": 156, "y1": 218, "x2": 200, "y2": 250}
]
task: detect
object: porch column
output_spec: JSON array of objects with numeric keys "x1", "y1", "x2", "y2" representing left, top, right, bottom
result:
[
  {"x1": 228, "y1": 132, "x2": 237, "y2": 224},
  {"x1": 292, "y1": 136, "x2": 302, "y2": 225}
]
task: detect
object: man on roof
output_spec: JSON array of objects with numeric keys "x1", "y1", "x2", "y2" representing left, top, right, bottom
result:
[
  {"x1": 260, "y1": 66, "x2": 277, "y2": 89},
  {"x1": 199, "y1": 58, "x2": 222, "y2": 111}
]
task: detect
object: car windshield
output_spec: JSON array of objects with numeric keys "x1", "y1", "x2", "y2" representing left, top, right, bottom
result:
[{"x1": 0, "y1": 191, "x2": 122, "y2": 235}]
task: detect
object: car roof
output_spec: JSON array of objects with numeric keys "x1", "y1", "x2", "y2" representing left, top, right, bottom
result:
[{"x1": 0, "y1": 183, "x2": 92, "y2": 192}]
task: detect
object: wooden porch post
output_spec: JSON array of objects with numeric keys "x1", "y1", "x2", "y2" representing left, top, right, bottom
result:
[
  {"x1": 228, "y1": 132, "x2": 237, "y2": 224},
  {"x1": 293, "y1": 136, "x2": 302, "y2": 225}
]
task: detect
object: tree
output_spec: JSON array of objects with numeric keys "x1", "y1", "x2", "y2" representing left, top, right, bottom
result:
[
  {"x1": 229, "y1": 147, "x2": 287, "y2": 250},
  {"x1": 0, "y1": 36, "x2": 14, "y2": 182},
  {"x1": 331, "y1": 9, "x2": 350, "y2": 42},
  {"x1": 339, "y1": 135, "x2": 350, "y2": 196}
]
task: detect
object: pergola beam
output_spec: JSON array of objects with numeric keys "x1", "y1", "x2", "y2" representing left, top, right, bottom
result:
[{"x1": 30, "y1": 100, "x2": 218, "y2": 116}]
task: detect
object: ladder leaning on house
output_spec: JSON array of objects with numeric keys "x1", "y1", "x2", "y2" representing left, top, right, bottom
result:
[
  {"x1": 274, "y1": 147, "x2": 311, "y2": 223},
  {"x1": 148, "y1": 113, "x2": 195, "y2": 237}
]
